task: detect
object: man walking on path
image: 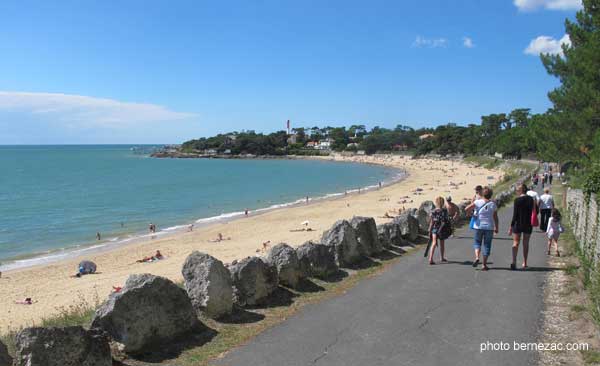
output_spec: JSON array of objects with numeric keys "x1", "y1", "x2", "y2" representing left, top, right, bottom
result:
[
  {"x1": 445, "y1": 196, "x2": 460, "y2": 236},
  {"x1": 539, "y1": 188, "x2": 554, "y2": 231}
]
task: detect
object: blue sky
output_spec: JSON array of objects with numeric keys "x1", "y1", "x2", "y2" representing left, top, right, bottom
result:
[{"x1": 0, "y1": 0, "x2": 580, "y2": 144}]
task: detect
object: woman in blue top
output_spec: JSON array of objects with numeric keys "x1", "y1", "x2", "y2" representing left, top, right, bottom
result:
[{"x1": 466, "y1": 187, "x2": 499, "y2": 271}]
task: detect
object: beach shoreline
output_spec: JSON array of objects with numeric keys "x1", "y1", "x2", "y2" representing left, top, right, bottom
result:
[
  {"x1": 0, "y1": 158, "x2": 406, "y2": 273},
  {"x1": 0, "y1": 155, "x2": 501, "y2": 332}
]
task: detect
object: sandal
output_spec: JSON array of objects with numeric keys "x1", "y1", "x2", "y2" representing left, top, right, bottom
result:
[
  {"x1": 441, "y1": 258, "x2": 448, "y2": 263},
  {"x1": 472, "y1": 259, "x2": 480, "y2": 267},
  {"x1": 429, "y1": 261, "x2": 436, "y2": 265},
  {"x1": 481, "y1": 266, "x2": 489, "y2": 271},
  {"x1": 510, "y1": 263, "x2": 516, "y2": 270}
]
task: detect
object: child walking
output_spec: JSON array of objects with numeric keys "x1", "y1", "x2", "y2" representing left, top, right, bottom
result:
[{"x1": 546, "y1": 208, "x2": 564, "y2": 257}]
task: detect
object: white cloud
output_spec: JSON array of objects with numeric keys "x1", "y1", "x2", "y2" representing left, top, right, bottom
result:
[
  {"x1": 412, "y1": 36, "x2": 448, "y2": 48},
  {"x1": 524, "y1": 34, "x2": 571, "y2": 56},
  {"x1": 514, "y1": 0, "x2": 582, "y2": 11},
  {"x1": 462, "y1": 37, "x2": 475, "y2": 48},
  {"x1": 0, "y1": 91, "x2": 195, "y2": 127}
]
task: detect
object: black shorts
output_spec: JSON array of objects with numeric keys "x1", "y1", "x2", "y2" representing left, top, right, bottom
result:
[{"x1": 512, "y1": 225, "x2": 532, "y2": 235}]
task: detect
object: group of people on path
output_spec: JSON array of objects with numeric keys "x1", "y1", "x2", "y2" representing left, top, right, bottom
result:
[{"x1": 427, "y1": 176, "x2": 564, "y2": 271}]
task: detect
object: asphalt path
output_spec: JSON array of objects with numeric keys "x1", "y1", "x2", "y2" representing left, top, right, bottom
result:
[{"x1": 213, "y1": 197, "x2": 551, "y2": 366}]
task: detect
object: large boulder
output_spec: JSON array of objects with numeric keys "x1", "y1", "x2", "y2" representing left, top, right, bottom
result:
[
  {"x1": 415, "y1": 201, "x2": 435, "y2": 234},
  {"x1": 266, "y1": 243, "x2": 304, "y2": 288},
  {"x1": 296, "y1": 241, "x2": 338, "y2": 279},
  {"x1": 377, "y1": 224, "x2": 392, "y2": 249},
  {"x1": 350, "y1": 216, "x2": 383, "y2": 255},
  {"x1": 0, "y1": 340, "x2": 12, "y2": 366},
  {"x1": 378, "y1": 222, "x2": 405, "y2": 247},
  {"x1": 91, "y1": 273, "x2": 201, "y2": 354},
  {"x1": 182, "y1": 251, "x2": 233, "y2": 319},
  {"x1": 230, "y1": 256, "x2": 278, "y2": 306},
  {"x1": 321, "y1": 220, "x2": 362, "y2": 267},
  {"x1": 394, "y1": 212, "x2": 419, "y2": 242},
  {"x1": 15, "y1": 326, "x2": 111, "y2": 366},
  {"x1": 419, "y1": 200, "x2": 436, "y2": 213}
]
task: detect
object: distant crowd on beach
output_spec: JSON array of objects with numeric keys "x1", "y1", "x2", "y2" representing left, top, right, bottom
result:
[{"x1": 426, "y1": 165, "x2": 563, "y2": 271}]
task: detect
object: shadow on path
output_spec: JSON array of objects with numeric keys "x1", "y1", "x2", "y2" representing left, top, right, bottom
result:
[
  {"x1": 490, "y1": 266, "x2": 563, "y2": 272},
  {"x1": 128, "y1": 326, "x2": 218, "y2": 363},
  {"x1": 319, "y1": 269, "x2": 349, "y2": 283},
  {"x1": 295, "y1": 278, "x2": 326, "y2": 293},
  {"x1": 220, "y1": 308, "x2": 266, "y2": 324},
  {"x1": 245, "y1": 287, "x2": 297, "y2": 310}
]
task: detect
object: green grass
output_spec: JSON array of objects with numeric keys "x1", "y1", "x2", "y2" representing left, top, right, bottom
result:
[
  {"x1": 582, "y1": 349, "x2": 600, "y2": 365},
  {"x1": 463, "y1": 156, "x2": 504, "y2": 170},
  {"x1": 462, "y1": 157, "x2": 536, "y2": 203},
  {"x1": 554, "y1": 186, "x2": 600, "y2": 329},
  {"x1": 0, "y1": 292, "x2": 99, "y2": 358},
  {"x1": 0, "y1": 306, "x2": 97, "y2": 358},
  {"x1": 463, "y1": 155, "x2": 535, "y2": 172},
  {"x1": 565, "y1": 263, "x2": 580, "y2": 276},
  {"x1": 572, "y1": 304, "x2": 587, "y2": 313}
]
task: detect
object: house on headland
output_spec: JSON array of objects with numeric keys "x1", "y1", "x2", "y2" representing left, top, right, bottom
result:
[{"x1": 315, "y1": 138, "x2": 334, "y2": 150}]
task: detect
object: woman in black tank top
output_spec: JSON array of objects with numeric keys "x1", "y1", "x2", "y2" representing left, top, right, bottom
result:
[{"x1": 508, "y1": 184, "x2": 534, "y2": 270}]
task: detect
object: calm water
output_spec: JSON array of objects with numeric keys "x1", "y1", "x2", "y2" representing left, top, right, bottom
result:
[{"x1": 0, "y1": 145, "x2": 400, "y2": 268}]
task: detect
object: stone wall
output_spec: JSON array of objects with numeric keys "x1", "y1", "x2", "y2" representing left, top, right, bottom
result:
[{"x1": 566, "y1": 188, "x2": 600, "y2": 265}]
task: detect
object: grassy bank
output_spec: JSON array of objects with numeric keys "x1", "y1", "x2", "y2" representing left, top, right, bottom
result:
[
  {"x1": 0, "y1": 247, "x2": 414, "y2": 365},
  {"x1": 545, "y1": 187, "x2": 600, "y2": 364},
  {"x1": 463, "y1": 156, "x2": 536, "y2": 196}
]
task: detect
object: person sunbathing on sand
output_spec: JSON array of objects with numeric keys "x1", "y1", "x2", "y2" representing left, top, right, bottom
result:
[
  {"x1": 290, "y1": 227, "x2": 314, "y2": 232},
  {"x1": 136, "y1": 250, "x2": 164, "y2": 263},
  {"x1": 209, "y1": 233, "x2": 231, "y2": 242},
  {"x1": 15, "y1": 297, "x2": 34, "y2": 305}
]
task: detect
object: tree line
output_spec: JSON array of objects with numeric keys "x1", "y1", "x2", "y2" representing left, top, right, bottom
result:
[{"x1": 181, "y1": 0, "x2": 600, "y2": 192}]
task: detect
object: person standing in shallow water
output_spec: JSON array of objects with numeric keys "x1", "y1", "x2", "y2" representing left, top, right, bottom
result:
[{"x1": 509, "y1": 184, "x2": 534, "y2": 270}]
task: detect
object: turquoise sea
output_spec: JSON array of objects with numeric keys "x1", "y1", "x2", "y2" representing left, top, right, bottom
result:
[{"x1": 0, "y1": 145, "x2": 401, "y2": 270}]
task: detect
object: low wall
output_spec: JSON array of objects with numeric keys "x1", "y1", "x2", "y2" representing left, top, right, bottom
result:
[{"x1": 566, "y1": 188, "x2": 600, "y2": 265}]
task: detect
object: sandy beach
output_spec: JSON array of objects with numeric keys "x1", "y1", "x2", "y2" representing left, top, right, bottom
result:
[{"x1": 0, "y1": 155, "x2": 501, "y2": 332}]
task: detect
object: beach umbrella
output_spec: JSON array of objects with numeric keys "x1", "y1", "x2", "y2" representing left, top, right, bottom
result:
[{"x1": 78, "y1": 260, "x2": 97, "y2": 274}]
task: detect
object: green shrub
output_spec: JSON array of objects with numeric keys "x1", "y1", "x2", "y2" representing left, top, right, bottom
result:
[{"x1": 583, "y1": 164, "x2": 600, "y2": 196}]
